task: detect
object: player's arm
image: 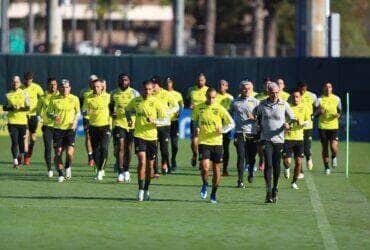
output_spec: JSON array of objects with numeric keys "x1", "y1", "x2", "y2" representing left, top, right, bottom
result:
[
  {"x1": 336, "y1": 96, "x2": 342, "y2": 118},
  {"x1": 154, "y1": 102, "x2": 170, "y2": 126},
  {"x1": 125, "y1": 99, "x2": 136, "y2": 126},
  {"x1": 166, "y1": 95, "x2": 179, "y2": 116},
  {"x1": 284, "y1": 102, "x2": 295, "y2": 130},
  {"x1": 81, "y1": 97, "x2": 89, "y2": 117},
  {"x1": 191, "y1": 105, "x2": 199, "y2": 127},
  {"x1": 178, "y1": 94, "x2": 184, "y2": 113},
  {"x1": 302, "y1": 106, "x2": 311, "y2": 128},
  {"x1": 185, "y1": 87, "x2": 193, "y2": 108},
  {"x1": 2, "y1": 95, "x2": 14, "y2": 111},
  {"x1": 109, "y1": 93, "x2": 116, "y2": 118},
  {"x1": 220, "y1": 106, "x2": 235, "y2": 133},
  {"x1": 72, "y1": 98, "x2": 80, "y2": 130}
]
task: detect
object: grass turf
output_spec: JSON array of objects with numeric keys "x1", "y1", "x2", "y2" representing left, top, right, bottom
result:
[{"x1": 0, "y1": 137, "x2": 369, "y2": 249}]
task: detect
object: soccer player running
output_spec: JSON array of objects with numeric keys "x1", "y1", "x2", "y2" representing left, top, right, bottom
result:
[
  {"x1": 277, "y1": 78, "x2": 290, "y2": 101},
  {"x1": 125, "y1": 80, "x2": 169, "y2": 201},
  {"x1": 47, "y1": 80, "x2": 79, "y2": 182},
  {"x1": 216, "y1": 79, "x2": 234, "y2": 176},
  {"x1": 152, "y1": 76, "x2": 179, "y2": 175},
  {"x1": 230, "y1": 80, "x2": 259, "y2": 188},
  {"x1": 3, "y1": 76, "x2": 30, "y2": 168},
  {"x1": 37, "y1": 77, "x2": 59, "y2": 177},
  {"x1": 110, "y1": 74, "x2": 140, "y2": 183},
  {"x1": 21, "y1": 72, "x2": 44, "y2": 165},
  {"x1": 186, "y1": 73, "x2": 209, "y2": 167},
  {"x1": 282, "y1": 89, "x2": 311, "y2": 189},
  {"x1": 193, "y1": 88, "x2": 235, "y2": 203},
  {"x1": 255, "y1": 82, "x2": 294, "y2": 203},
  {"x1": 165, "y1": 77, "x2": 184, "y2": 172},
  {"x1": 82, "y1": 79, "x2": 111, "y2": 181},
  {"x1": 80, "y1": 75, "x2": 98, "y2": 167},
  {"x1": 316, "y1": 82, "x2": 342, "y2": 175},
  {"x1": 298, "y1": 81, "x2": 319, "y2": 171}
]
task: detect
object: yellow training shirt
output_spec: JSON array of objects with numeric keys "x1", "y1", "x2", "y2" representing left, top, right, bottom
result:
[
  {"x1": 192, "y1": 102, "x2": 233, "y2": 146},
  {"x1": 5, "y1": 89, "x2": 29, "y2": 125},
  {"x1": 187, "y1": 85, "x2": 209, "y2": 108},
  {"x1": 279, "y1": 91, "x2": 290, "y2": 102},
  {"x1": 82, "y1": 92, "x2": 111, "y2": 127},
  {"x1": 255, "y1": 92, "x2": 268, "y2": 101},
  {"x1": 38, "y1": 91, "x2": 59, "y2": 127},
  {"x1": 152, "y1": 88, "x2": 178, "y2": 127},
  {"x1": 47, "y1": 94, "x2": 80, "y2": 130},
  {"x1": 285, "y1": 102, "x2": 310, "y2": 141},
  {"x1": 301, "y1": 91, "x2": 318, "y2": 130},
  {"x1": 21, "y1": 83, "x2": 44, "y2": 116},
  {"x1": 168, "y1": 90, "x2": 184, "y2": 121},
  {"x1": 126, "y1": 96, "x2": 166, "y2": 141},
  {"x1": 111, "y1": 87, "x2": 140, "y2": 130},
  {"x1": 217, "y1": 92, "x2": 234, "y2": 110},
  {"x1": 318, "y1": 94, "x2": 342, "y2": 130}
]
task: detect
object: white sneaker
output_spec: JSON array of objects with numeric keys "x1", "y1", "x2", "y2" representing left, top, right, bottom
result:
[
  {"x1": 137, "y1": 190, "x2": 144, "y2": 201},
  {"x1": 13, "y1": 158, "x2": 19, "y2": 166},
  {"x1": 66, "y1": 168, "x2": 71, "y2": 179},
  {"x1": 284, "y1": 168, "x2": 290, "y2": 179},
  {"x1": 144, "y1": 190, "x2": 150, "y2": 201},
  {"x1": 96, "y1": 170, "x2": 103, "y2": 181},
  {"x1": 291, "y1": 182, "x2": 299, "y2": 190},
  {"x1": 117, "y1": 173, "x2": 124, "y2": 183},
  {"x1": 307, "y1": 159, "x2": 313, "y2": 170},
  {"x1": 124, "y1": 171, "x2": 131, "y2": 183},
  {"x1": 325, "y1": 168, "x2": 331, "y2": 175},
  {"x1": 58, "y1": 176, "x2": 65, "y2": 183},
  {"x1": 48, "y1": 170, "x2": 54, "y2": 178},
  {"x1": 332, "y1": 157, "x2": 337, "y2": 169},
  {"x1": 253, "y1": 165, "x2": 257, "y2": 172},
  {"x1": 298, "y1": 173, "x2": 305, "y2": 179}
]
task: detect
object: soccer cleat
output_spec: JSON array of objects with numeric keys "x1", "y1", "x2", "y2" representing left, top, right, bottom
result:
[
  {"x1": 237, "y1": 181, "x2": 245, "y2": 189},
  {"x1": 96, "y1": 170, "x2": 103, "y2": 181},
  {"x1": 191, "y1": 155, "x2": 197, "y2": 167},
  {"x1": 332, "y1": 157, "x2": 337, "y2": 169},
  {"x1": 17, "y1": 154, "x2": 23, "y2": 165},
  {"x1": 284, "y1": 168, "x2": 290, "y2": 179},
  {"x1": 307, "y1": 159, "x2": 313, "y2": 170},
  {"x1": 102, "y1": 169, "x2": 106, "y2": 177},
  {"x1": 58, "y1": 176, "x2": 65, "y2": 183},
  {"x1": 13, "y1": 158, "x2": 19, "y2": 168},
  {"x1": 117, "y1": 173, "x2": 124, "y2": 183},
  {"x1": 66, "y1": 168, "x2": 72, "y2": 179},
  {"x1": 222, "y1": 171, "x2": 229, "y2": 177},
  {"x1": 247, "y1": 174, "x2": 254, "y2": 183},
  {"x1": 291, "y1": 182, "x2": 299, "y2": 190},
  {"x1": 123, "y1": 171, "x2": 131, "y2": 183},
  {"x1": 24, "y1": 156, "x2": 31, "y2": 166},
  {"x1": 144, "y1": 190, "x2": 150, "y2": 201},
  {"x1": 298, "y1": 173, "x2": 305, "y2": 179},
  {"x1": 161, "y1": 164, "x2": 168, "y2": 175},
  {"x1": 210, "y1": 194, "x2": 217, "y2": 204},
  {"x1": 253, "y1": 165, "x2": 258, "y2": 172},
  {"x1": 200, "y1": 185, "x2": 208, "y2": 199},
  {"x1": 137, "y1": 190, "x2": 144, "y2": 201},
  {"x1": 272, "y1": 189, "x2": 278, "y2": 203},
  {"x1": 259, "y1": 162, "x2": 265, "y2": 171},
  {"x1": 48, "y1": 170, "x2": 54, "y2": 178},
  {"x1": 171, "y1": 161, "x2": 177, "y2": 172},
  {"x1": 88, "y1": 159, "x2": 95, "y2": 167},
  {"x1": 325, "y1": 168, "x2": 331, "y2": 175},
  {"x1": 244, "y1": 164, "x2": 249, "y2": 172},
  {"x1": 265, "y1": 193, "x2": 273, "y2": 203}
]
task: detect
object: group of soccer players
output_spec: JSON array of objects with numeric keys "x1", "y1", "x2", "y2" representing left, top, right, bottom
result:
[{"x1": 2, "y1": 72, "x2": 342, "y2": 204}]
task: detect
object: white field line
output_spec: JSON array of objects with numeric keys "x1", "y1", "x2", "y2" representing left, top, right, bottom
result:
[{"x1": 305, "y1": 171, "x2": 338, "y2": 250}]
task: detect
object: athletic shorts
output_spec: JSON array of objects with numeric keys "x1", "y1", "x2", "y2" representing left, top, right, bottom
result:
[
  {"x1": 170, "y1": 120, "x2": 179, "y2": 138},
  {"x1": 83, "y1": 118, "x2": 90, "y2": 132},
  {"x1": 303, "y1": 129, "x2": 313, "y2": 141},
  {"x1": 53, "y1": 129, "x2": 76, "y2": 148},
  {"x1": 198, "y1": 144, "x2": 223, "y2": 163},
  {"x1": 113, "y1": 126, "x2": 134, "y2": 144},
  {"x1": 318, "y1": 129, "x2": 339, "y2": 143},
  {"x1": 282, "y1": 140, "x2": 304, "y2": 158},
  {"x1": 190, "y1": 120, "x2": 198, "y2": 139},
  {"x1": 27, "y1": 115, "x2": 39, "y2": 133},
  {"x1": 134, "y1": 137, "x2": 157, "y2": 161}
]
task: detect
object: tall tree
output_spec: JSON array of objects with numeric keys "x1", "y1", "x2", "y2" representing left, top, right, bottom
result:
[
  {"x1": 204, "y1": 0, "x2": 216, "y2": 55},
  {"x1": 252, "y1": 0, "x2": 266, "y2": 57}
]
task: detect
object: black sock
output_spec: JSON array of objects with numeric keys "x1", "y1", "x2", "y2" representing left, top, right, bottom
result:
[
  {"x1": 144, "y1": 178, "x2": 151, "y2": 191},
  {"x1": 306, "y1": 156, "x2": 311, "y2": 161},
  {"x1": 202, "y1": 176, "x2": 208, "y2": 186},
  {"x1": 324, "y1": 162, "x2": 329, "y2": 169},
  {"x1": 58, "y1": 169, "x2": 63, "y2": 177},
  {"x1": 138, "y1": 179, "x2": 144, "y2": 190},
  {"x1": 88, "y1": 153, "x2": 93, "y2": 161},
  {"x1": 123, "y1": 164, "x2": 128, "y2": 172},
  {"x1": 119, "y1": 168, "x2": 124, "y2": 174},
  {"x1": 331, "y1": 154, "x2": 337, "y2": 159},
  {"x1": 211, "y1": 186, "x2": 218, "y2": 196}
]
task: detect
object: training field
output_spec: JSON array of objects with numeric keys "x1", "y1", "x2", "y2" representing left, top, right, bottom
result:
[{"x1": 0, "y1": 137, "x2": 369, "y2": 249}]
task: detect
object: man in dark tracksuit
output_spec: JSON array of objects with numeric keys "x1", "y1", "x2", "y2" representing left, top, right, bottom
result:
[{"x1": 255, "y1": 82, "x2": 294, "y2": 203}]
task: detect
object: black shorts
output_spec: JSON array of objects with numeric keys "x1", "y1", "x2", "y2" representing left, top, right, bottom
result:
[
  {"x1": 282, "y1": 140, "x2": 304, "y2": 158},
  {"x1": 113, "y1": 126, "x2": 134, "y2": 144},
  {"x1": 134, "y1": 137, "x2": 157, "y2": 161},
  {"x1": 83, "y1": 118, "x2": 89, "y2": 132},
  {"x1": 190, "y1": 120, "x2": 198, "y2": 139},
  {"x1": 7, "y1": 124, "x2": 27, "y2": 138},
  {"x1": 170, "y1": 120, "x2": 179, "y2": 138},
  {"x1": 53, "y1": 129, "x2": 76, "y2": 148},
  {"x1": 27, "y1": 115, "x2": 39, "y2": 133},
  {"x1": 198, "y1": 144, "x2": 223, "y2": 163},
  {"x1": 318, "y1": 129, "x2": 339, "y2": 143},
  {"x1": 303, "y1": 129, "x2": 313, "y2": 141}
]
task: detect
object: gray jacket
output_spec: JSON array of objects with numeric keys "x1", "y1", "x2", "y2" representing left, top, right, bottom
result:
[
  {"x1": 230, "y1": 96, "x2": 260, "y2": 135},
  {"x1": 255, "y1": 98, "x2": 295, "y2": 143}
]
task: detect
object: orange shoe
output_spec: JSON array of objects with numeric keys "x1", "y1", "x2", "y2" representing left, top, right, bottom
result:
[
  {"x1": 24, "y1": 156, "x2": 31, "y2": 166},
  {"x1": 259, "y1": 162, "x2": 265, "y2": 171},
  {"x1": 88, "y1": 159, "x2": 95, "y2": 167},
  {"x1": 161, "y1": 163, "x2": 168, "y2": 175}
]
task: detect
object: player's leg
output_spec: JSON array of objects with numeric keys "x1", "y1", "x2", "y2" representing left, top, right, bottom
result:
[
  {"x1": 83, "y1": 118, "x2": 94, "y2": 167},
  {"x1": 24, "y1": 116, "x2": 38, "y2": 165},
  {"x1": 291, "y1": 142, "x2": 304, "y2": 189},
  {"x1": 271, "y1": 143, "x2": 283, "y2": 202},
  {"x1": 134, "y1": 137, "x2": 147, "y2": 201},
  {"x1": 123, "y1": 129, "x2": 134, "y2": 178},
  {"x1": 329, "y1": 130, "x2": 339, "y2": 168},
  {"x1": 234, "y1": 133, "x2": 246, "y2": 188},
  {"x1": 303, "y1": 129, "x2": 313, "y2": 170},
  {"x1": 199, "y1": 144, "x2": 210, "y2": 199},
  {"x1": 7, "y1": 124, "x2": 19, "y2": 167},
  {"x1": 190, "y1": 120, "x2": 198, "y2": 167},
  {"x1": 282, "y1": 141, "x2": 292, "y2": 179},
  {"x1": 246, "y1": 136, "x2": 258, "y2": 183},
  {"x1": 64, "y1": 129, "x2": 76, "y2": 180},
  {"x1": 113, "y1": 127, "x2": 124, "y2": 182},
  {"x1": 170, "y1": 120, "x2": 179, "y2": 171},
  {"x1": 319, "y1": 129, "x2": 330, "y2": 174},
  {"x1": 100, "y1": 126, "x2": 110, "y2": 172},
  {"x1": 222, "y1": 132, "x2": 230, "y2": 176},
  {"x1": 262, "y1": 141, "x2": 273, "y2": 202},
  {"x1": 89, "y1": 126, "x2": 102, "y2": 179},
  {"x1": 42, "y1": 126, "x2": 54, "y2": 175},
  {"x1": 53, "y1": 129, "x2": 64, "y2": 182},
  {"x1": 158, "y1": 126, "x2": 170, "y2": 174},
  {"x1": 143, "y1": 140, "x2": 157, "y2": 201},
  {"x1": 18, "y1": 125, "x2": 27, "y2": 165},
  {"x1": 210, "y1": 146, "x2": 223, "y2": 203}
]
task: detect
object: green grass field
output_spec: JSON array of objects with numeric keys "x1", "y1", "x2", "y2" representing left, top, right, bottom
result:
[{"x1": 0, "y1": 137, "x2": 369, "y2": 249}]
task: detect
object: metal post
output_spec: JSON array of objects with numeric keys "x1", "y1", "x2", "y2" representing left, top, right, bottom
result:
[
  {"x1": 48, "y1": 0, "x2": 63, "y2": 54},
  {"x1": 174, "y1": 0, "x2": 185, "y2": 56},
  {"x1": 28, "y1": 0, "x2": 34, "y2": 53},
  {"x1": 1, "y1": 0, "x2": 9, "y2": 53},
  {"x1": 72, "y1": 0, "x2": 77, "y2": 52}
]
